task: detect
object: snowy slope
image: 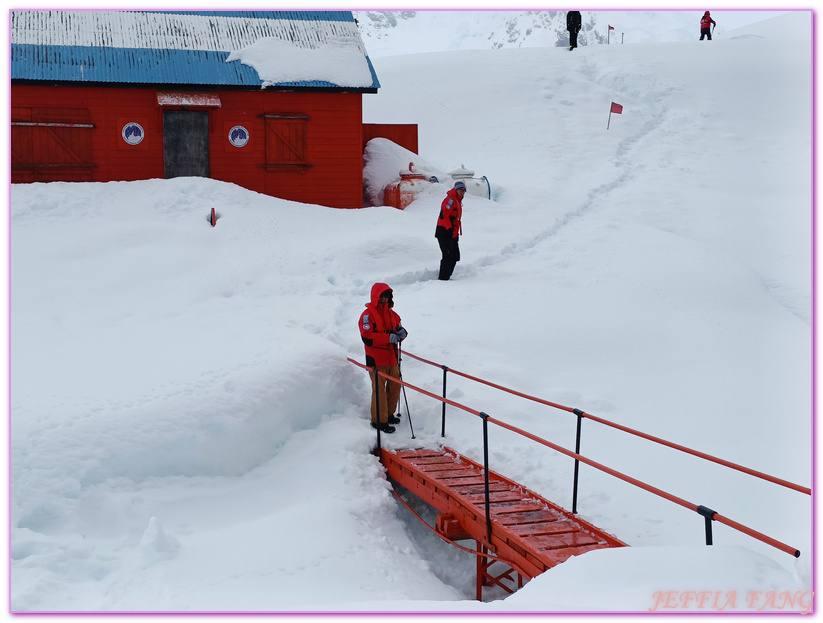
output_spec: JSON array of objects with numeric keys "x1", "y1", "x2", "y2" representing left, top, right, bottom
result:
[
  {"x1": 9, "y1": 11, "x2": 812, "y2": 614},
  {"x1": 353, "y1": 9, "x2": 791, "y2": 55}
]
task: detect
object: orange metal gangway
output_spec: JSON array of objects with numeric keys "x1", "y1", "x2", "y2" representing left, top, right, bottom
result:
[
  {"x1": 347, "y1": 350, "x2": 805, "y2": 599},
  {"x1": 382, "y1": 445, "x2": 626, "y2": 599}
]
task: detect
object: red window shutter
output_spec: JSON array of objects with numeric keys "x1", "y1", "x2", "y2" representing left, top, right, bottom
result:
[
  {"x1": 263, "y1": 114, "x2": 309, "y2": 167},
  {"x1": 11, "y1": 107, "x2": 96, "y2": 182}
]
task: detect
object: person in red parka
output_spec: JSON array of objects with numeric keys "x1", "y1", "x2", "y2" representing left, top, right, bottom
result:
[
  {"x1": 435, "y1": 181, "x2": 465, "y2": 280},
  {"x1": 700, "y1": 11, "x2": 716, "y2": 40},
  {"x1": 359, "y1": 283, "x2": 408, "y2": 433}
]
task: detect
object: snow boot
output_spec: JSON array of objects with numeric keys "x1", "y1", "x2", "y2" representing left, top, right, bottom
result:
[
  {"x1": 387, "y1": 413, "x2": 401, "y2": 425},
  {"x1": 371, "y1": 421, "x2": 396, "y2": 434}
]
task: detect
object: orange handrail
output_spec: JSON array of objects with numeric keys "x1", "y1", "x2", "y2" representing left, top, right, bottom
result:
[
  {"x1": 347, "y1": 356, "x2": 802, "y2": 558},
  {"x1": 401, "y1": 350, "x2": 810, "y2": 496},
  {"x1": 488, "y1": 415, "x2": 800, "y2": 558},
  {"x1": 348, "y1": 357, "x2": 483, "y2": 417}
]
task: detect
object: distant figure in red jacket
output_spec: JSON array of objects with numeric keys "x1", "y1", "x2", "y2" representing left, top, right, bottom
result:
[
  {"x1": 700, "y1": 11, "x2": 716, "y2": 40},
  {"x1": 359, "y1": 283, "x2": 407, "y2": 433},
  {"x1": 435, "y1": 181, "x2": 465, "y2": 280}
]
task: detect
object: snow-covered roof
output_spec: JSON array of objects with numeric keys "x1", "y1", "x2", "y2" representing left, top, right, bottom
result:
[{"x1": 10, "y1": 10, "x2": 380, "y2": 91}]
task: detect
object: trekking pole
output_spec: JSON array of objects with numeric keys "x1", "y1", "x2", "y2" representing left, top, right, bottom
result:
[{"x1": 397, "y1": 342, "x2": 416, "y2": 439}]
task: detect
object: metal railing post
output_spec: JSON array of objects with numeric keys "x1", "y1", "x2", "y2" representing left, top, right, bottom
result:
[
  {"x1": 572, "y1": 408, "x2": 584, "y2": 514},
  {"x1": 372, "y1": 367, "x2": 381, "y2": 450},
  {"x1": 481, "y1": 412, "x2": 492, "y2": 544},
  {"x1": 441, "y1": 365, "x2": 449, "y2": 437},
  {"x1": 697, "y1": 505, "x2": 716, "y2": 545}
]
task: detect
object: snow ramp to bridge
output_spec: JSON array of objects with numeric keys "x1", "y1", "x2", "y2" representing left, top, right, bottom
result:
[{"x1": 347, "y1": 351, "x2": 807, "y2": 600}]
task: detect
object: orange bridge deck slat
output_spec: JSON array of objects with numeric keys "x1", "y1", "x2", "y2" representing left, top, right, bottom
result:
[{"x1": 381, "y1": 446, "x2": 627, "y2": 580}]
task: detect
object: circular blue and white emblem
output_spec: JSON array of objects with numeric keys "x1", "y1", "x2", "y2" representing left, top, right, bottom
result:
[
  {"x1": 121, "y1": 122, "x2": 144, "y2": 145},
  {"x1": 228, "y1": 125, "x2": 250, "y2": 148}
]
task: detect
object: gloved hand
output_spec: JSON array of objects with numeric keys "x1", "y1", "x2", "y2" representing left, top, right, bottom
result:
[
  {"x1": 396, "y1": 326, "x2": 408, "y2": 341},
  {"x1": 389, "y1": 332, "x2": 400, "y2": 344}
]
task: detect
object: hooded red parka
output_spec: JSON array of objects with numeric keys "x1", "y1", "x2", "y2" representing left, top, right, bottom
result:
[
  {"x1": 435, "y1": 188, "x2": 463, "y2": 239},
  {"x1": 700, "y1": 11, "x2": 716, "y2": 30},
  {"x1": 359, "y1": 283, "x2": 403, "y2": 367}
]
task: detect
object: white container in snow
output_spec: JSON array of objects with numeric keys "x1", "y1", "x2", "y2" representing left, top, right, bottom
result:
[{"x1": 450, "y1": 164, "x2": 491, "y2": 200}]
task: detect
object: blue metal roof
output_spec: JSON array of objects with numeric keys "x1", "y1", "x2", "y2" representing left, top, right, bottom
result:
[{"x1": 11, "y1": 10, "x2": 380, "y2": 90}]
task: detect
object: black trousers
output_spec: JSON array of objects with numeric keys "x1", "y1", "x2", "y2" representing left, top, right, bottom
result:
[
  {"x1": 437, "y1": 235, "x2": 460, "y2": 280},
  {"x1": 569, "y1": 28, "x2": 579, "y2": 49},
  {"x1": 700, "y1": 28, "x2": 712, "y2": 40}
]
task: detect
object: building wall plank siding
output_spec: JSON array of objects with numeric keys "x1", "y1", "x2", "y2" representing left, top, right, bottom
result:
[
  {"x1": 12, "y1": 84, "x2": 366, "y2": 208},
  {"x1": 10, "y1": 10, "x2": 387, "y2": 208},
  {"x1": 363, "y1": 123, "x2": 419, "y2": 155}
]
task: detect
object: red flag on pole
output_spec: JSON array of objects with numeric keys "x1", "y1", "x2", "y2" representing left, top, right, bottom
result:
[
  {"x1": 607, "y1": 102, "x2": 623, "y2": 129},
  {"x1": 608, "y1": 25, "x2": 614, "y2": 30}
]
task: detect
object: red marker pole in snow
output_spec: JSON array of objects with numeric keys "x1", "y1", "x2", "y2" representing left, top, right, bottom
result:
[
  {"x1": 211, "y1": 207, "x2": 216, "y2": 227},
  {"x1": 607, "y1": 101, "x2": 623, "y2": 130}
]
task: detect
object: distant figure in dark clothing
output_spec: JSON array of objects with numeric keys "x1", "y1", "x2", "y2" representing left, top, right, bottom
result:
[
  {"x1": 700, "y1": 11, "x2": 716, "y2": 40},
  {"x1": 567, "y1": 11, "x2": 582, "y2": 50}
]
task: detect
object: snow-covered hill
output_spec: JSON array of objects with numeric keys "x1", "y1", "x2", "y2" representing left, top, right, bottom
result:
[
  {"x1": 10, "y1": 10, "x2": 812, "y2": 614},
  {"x1": 354, "y1": 9, "x2": 790, "y2": 55}
]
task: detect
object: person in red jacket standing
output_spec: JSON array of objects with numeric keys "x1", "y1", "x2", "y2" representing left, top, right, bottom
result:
[
  {"x1": 435, "y1": 181, "x2": 465, "y2": 280},
  {"x1": 700, "y1": 11, "x2": 716, "y2": 40},
  {"x1": 359, "y1": 283, "x2": 408, "y2": 433}
]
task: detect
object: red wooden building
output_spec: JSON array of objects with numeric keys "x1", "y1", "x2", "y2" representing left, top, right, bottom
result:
[{"x1": 11, "y1": 10, "x2": 415, "y2": 209}]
